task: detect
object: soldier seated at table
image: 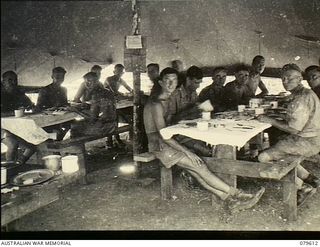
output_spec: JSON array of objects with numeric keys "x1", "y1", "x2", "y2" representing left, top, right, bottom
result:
[
  {"x1": 70, "y1": 72, "x2": 117, "y2": 138},
  {"x1": 144, "y1": 67, "x2": 265, "y2": 211},
  {"x1": 257, "y1": 63, "x2": 320, "y2": 206},
  {"x1": 73, "y1": 65, "x2": 103, "y2": 103},
  {"x1": 168, "y1": 65, "x2": 204, "y2": 123},
  {"x1": 36, "y1": 67, "x2": 70, "y2": 141},
  {"x1": 1, "y1": 71, "x2": 36, "y2": 164},
  {"x1": 167, "y1": 65, "x2": 213, "y2": 157},
  {"x1": 223, "y1": 64, "x2": 251, "y2": 110},
  {"x1": 305, "y1": 65, "x2": 320, "y2": 99},
  {"x1": 198, "y1": 67, "x2": 227, "y2": 113},
  {"x1": 245, "y1": 55, "x2": 269, "y2": 98}
]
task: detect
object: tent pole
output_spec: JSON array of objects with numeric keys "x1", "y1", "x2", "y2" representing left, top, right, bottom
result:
[{"x1": 131, "y1": 0, "x2": 143, "y2": 155}]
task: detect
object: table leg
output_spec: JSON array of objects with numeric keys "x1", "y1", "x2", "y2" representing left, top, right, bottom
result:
[
  {"x1": 212, "y1": 144, "x2": 237, "y2": 187},
  {"x1": 211, "y1": 144, "x2": 237, "y2": 205},
  {"x1": 282, "y1": 167, "x2": 297, "y2": 221},
  {"x1": 249, "y1": 132, "x2": 264, "y2": 151}
]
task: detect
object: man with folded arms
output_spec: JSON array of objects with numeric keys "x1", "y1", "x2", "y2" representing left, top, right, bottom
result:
[
  {"x1": 223, "y1": 64, "x2": 251, "y2": 110},
  {"x1": 257, "y1": 63, "x2": 320, "y2": 206}
]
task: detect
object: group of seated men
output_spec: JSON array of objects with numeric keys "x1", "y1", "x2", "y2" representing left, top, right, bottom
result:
[
  {"x1": 1, "y1": 63, "x2": 133, "y2": 164},
  {"x1": 144, "y1": 57, "x2": 320, "y2": 207},
  {"x1": 1, "y1": 55, "x2": 320, "y2": 208}
]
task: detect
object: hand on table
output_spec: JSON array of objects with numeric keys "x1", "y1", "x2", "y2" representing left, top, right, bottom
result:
[{"x1": 256, "y1": 115, "x2": 274, "y2": 124}]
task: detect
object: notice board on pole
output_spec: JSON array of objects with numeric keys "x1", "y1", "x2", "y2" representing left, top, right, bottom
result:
[{"x1": 124, "y1": 35, "x2": 147, "y2": 73}]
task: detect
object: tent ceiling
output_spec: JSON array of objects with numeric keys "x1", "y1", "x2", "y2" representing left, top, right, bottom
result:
[{"x1": 1, "y1": 0, "x2": 319, "y2": 86}]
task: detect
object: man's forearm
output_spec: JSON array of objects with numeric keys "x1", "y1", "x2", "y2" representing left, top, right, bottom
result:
[{"x1": 270, "y1": 118, "x2": 299, "y2": 135}]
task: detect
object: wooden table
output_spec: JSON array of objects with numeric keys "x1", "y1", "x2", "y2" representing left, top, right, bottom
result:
[
  {"x1": 116, "y1": 99, "x2": 133, "y2": 110},
  {"x1": 1, "y1": 111, "x2": 79, "y2": 145},
  {"x1": 160, "y1": 117, "x2": 300, "y2": 221}
]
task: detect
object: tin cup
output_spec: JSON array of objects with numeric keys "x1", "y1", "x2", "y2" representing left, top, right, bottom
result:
[
  {"x1": 202, "y1": 112, "x2": 211, "y2": 120},
  {"x1": 254, "y1": 107, "x2": 264, "y2": 115},
  {"x1": 237, "y1": 105, "x2": 246, "y2": 112},
  {"x1": 14, "y1": 108, "x2": 24, "y2": 117}
]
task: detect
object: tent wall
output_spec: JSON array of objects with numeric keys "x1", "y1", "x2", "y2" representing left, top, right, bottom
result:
[{"x1": 1, "y1": 0, "x2": 320, "y2": 81}]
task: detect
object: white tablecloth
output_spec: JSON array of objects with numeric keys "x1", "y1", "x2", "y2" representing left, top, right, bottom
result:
[
  {"x1": 160, "y1": 118, "x2": 271, "y2": 149},
  {"x1": 1, "y1": 112, "x2": 79, "y2": 145}
]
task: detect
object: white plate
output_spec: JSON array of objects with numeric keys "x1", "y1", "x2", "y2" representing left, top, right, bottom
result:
[{"x1": 11, "y1": 169, "x2": 55, "y2": 186}]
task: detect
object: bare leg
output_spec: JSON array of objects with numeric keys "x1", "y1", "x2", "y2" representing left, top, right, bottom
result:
[
  {"x1": 187, "y1": 170, "x2": 229, "y2": 200},
  {"x1": 177, "y1": 156, "x2": 235, "y2": 196}
]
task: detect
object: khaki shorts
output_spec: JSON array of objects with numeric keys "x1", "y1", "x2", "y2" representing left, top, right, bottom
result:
[
  {"x1": 263, "y1": 134, "x2": 320, "y2": 160},
  {"x1": 153, "y1": 142, "x2": 185, "y2": 168}
]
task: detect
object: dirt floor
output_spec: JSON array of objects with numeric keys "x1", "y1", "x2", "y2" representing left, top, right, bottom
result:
[{"x1": 8, "y1": 139, "x2": 320, "y2": 232}]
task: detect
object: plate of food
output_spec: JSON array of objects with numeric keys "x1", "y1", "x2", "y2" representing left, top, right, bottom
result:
[{"x1": 11, "y1": 169, "x2": 55, "y2": 186}]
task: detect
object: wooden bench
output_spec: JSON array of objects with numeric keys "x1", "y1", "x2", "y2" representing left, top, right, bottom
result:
[
  {"x1": 37, "y1": 124, "x2": 131, "y2": 184},
  {"x1": 1, "y1": 171, "x2": 82, "y2": 230},
  {"x1": 135, "y1": 151, "x2": 305, "y2": 221},
  {"x1": 205, "y1": 156, "x2": 305, "y2": 221}
]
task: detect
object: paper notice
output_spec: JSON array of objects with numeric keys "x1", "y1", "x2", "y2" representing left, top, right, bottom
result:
[{"x1": 126, "y1": 35, "x2": 143, "y2": 49}]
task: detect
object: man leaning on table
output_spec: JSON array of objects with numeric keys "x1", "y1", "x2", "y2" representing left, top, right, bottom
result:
[
  {"x1": 256, "y1": 63, "x2": 320, "y2": 206},
  {"x1": 1, "y1": 71, "x2": 36, "y2": 164}
]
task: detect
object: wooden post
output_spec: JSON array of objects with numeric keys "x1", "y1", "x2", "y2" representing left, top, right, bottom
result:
[
  {"x1": 132, "y1": 71, "x2": 142, "y2": 155},
  {"x1": 128, "y1": 0, "x2": 146, "y2": 155}
]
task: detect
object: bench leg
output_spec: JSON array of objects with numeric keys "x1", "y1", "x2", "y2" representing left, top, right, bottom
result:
[
  {"x1": 161, "y1": 167, "x2": 173, "y2": 200},
  {"x1": 282, "y1": 167, "x2": 297, "y2": 221}
]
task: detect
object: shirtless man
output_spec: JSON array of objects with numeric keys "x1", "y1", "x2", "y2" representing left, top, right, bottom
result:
[
  {"x1": 104, "y1": 64, "x2": 133, "y2": 97},
  {"x1": 246, "y1": 55, "x2": 269, "y2": 97},
  {"x1": 144, "y1": 67, "x2": 265, "y2": 211}
]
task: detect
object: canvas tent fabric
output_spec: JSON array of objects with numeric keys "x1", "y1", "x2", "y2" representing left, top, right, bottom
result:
[
  {"x1": 1, "y1": 0, "x2": 319, "y2": 76},
  {"x1": 1, "y1": 48, "x2": 98, "y2": 88}
]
